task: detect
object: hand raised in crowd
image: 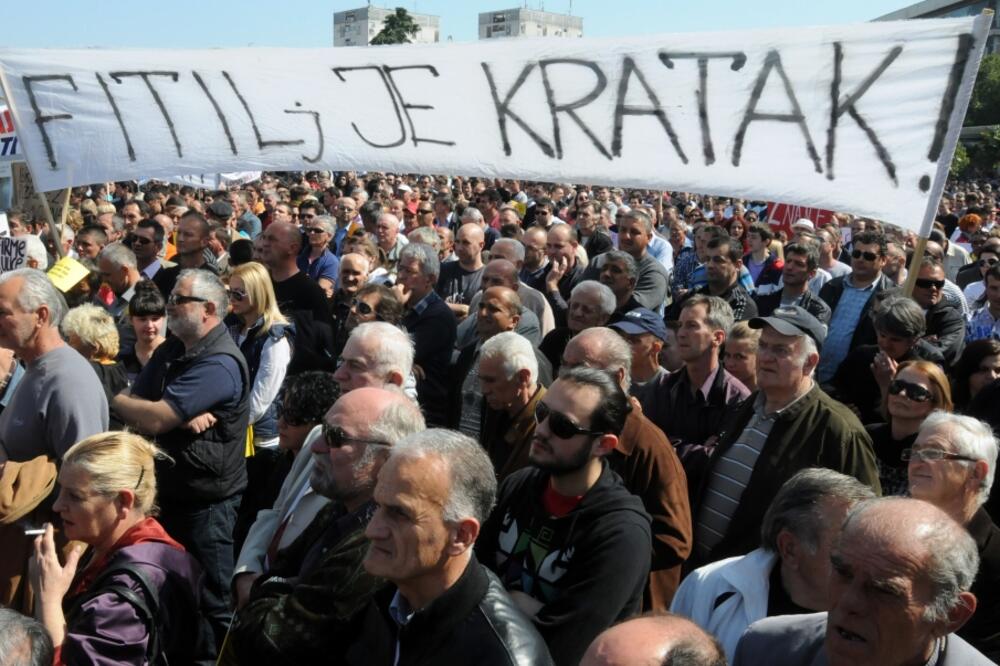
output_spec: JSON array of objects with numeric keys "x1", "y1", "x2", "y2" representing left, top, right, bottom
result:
[
  {"x1": 870, "y1": 350, "x2": 898, "y2": 391},
  {"x1": 546, "y1": 255, "x2": 569, "y2": 291},
  {"x1": 30, "y1": 524, "x2": 84, "y2": 647}
]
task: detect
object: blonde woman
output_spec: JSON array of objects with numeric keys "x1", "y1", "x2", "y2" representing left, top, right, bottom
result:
[
  {"x1": 30, "y1": 432, "x2": 212, "y2": 664},
  {"x1": 225, "y1": 261, "x2": 291, "y2": 450},
  {"x1": 61, "y1": 304, "x2": 128, "y2": 430}
]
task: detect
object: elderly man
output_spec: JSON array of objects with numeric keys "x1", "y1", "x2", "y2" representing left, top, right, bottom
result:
[
  {"x1": 436, "y1": 222, "x2": 486, "y2": 320},
  {"x1": 477, "y1": 368, "x2": 653, "y2": 664},
  {"x1": 673, "y1": 469, "x2": 876, "y2": 661},
  {"x1": 539, "y1": 280, "x2": 617, "y2": 376},
  {"x1": 0, "y1": 269, "x2": 108, "y2": 461},
  {"x1": 580, "y1": 613, "x2": 726, "y2": 666},
  {"x1": 348, "y1": 430, "x2": 553, "y2": 665},
  {"x1": 690, "y1": 306, "x2": 880, "y2": 570},
  {"x1": 908, "y1": 412, "x2": 999, "y2": 660},
  {"x1": 397, "y1": 243, "x2": 457, "y2": 426},
  {"x1": 227, "y1": 388, "x2": 425, "y2": 664},
  {"x1": 375, "y1": 213, "x2": 408, "y2": 277},
  {"x1": 96, "y1": 242, "x2": 142, "y2": 356},
  {"x1": 330, "y1": 252, "x2": 371, "y2": 356},
  {"x1": 260, "y1": 220, "x2": 331, "y2": 323},
  {"x1": 113, "y1": 269, "x2": 249, "y2": 648},
  {"x1": 455, "y1": 259, "x2": 543, "y2": 349},
  {"x1": 734, "y1": 497, "x2": 992, "y2": 665},
  {"x1": 333, "y1": 321, "x2": 415, "y2": 396},
  {"x1": 478, "y1": 331, "x2": 547, "y2": 482},
  {"x1": 560, "y1": 328, "x2": 693, "y2": 609},
  {"x1": 489, "y1": 238, "x2": 556, "y2": 335}
]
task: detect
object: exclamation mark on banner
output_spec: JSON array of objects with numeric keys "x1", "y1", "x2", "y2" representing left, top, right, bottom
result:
[{"x1": 920, "y1": 33, "x2": 975, "y2": 192}]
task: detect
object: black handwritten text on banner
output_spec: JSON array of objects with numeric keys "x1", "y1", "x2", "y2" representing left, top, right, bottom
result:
[{"x1": 0, "y1": 16, "x2": 988, "y2": 235}]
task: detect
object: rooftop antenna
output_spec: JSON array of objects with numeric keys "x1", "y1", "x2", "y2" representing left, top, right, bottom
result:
[{"x1": 568, "y1": 0, "x2": 573, "y2": 14}]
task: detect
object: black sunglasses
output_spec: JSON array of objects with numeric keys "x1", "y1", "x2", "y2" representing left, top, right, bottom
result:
[
  {"x1": 534, "y1": 401, "x2": 603, "y2": 439},
  {"x1": 168, "y1": 294, "x2": 208, "y2": 306},
  {"x1": 979, "y1": 257, "x2": 999, "y2": 267},
  {"x1": 852, "y1": 249, "x2": 879, "y2": 261},
  {"x1": 351, "y1": 299, "x2": 375, "y2": 316},
  {"x1": 321, "y1": 422, "x2": 389, "y2": 449},
  {"x1": 888, "y1": 378, "x2": 933, "y2": 403},
  {"x1": 276, "y1": 401, "x2": 310, "y2": 427},
  {"x1": 306, "y1": 227, "x2": 327, "y2": 235},
  {"x1": 914, "y1": 278, "x2": 945, "y2": 290}
]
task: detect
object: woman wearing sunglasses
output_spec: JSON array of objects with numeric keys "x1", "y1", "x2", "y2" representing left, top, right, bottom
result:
[
  {"x1": 296, "y1": 215, "x2": 340, "y2": 299},
  {"x1": 865, "y1": 360, "x2": 953, "y2": 496}
]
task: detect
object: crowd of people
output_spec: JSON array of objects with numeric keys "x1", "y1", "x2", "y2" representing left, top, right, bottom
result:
[{"x1": 0, "y1": 171, "x2": 997, "y2": 665}]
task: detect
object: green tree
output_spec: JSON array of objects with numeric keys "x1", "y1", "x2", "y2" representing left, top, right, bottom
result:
[
  {"x1": 370, "y1": 8, "x2": 420, "y2": 45},
  {"x1": 965, "y1": 53, "x2": 1000, "y2": 126},
  {"x1": 950, "y1": 140, "x2": 970, "y2": 177}
]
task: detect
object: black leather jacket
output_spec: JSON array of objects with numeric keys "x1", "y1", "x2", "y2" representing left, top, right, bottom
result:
[{"x1": 345, "y1": 556, "x2": 553, "y2": 666}]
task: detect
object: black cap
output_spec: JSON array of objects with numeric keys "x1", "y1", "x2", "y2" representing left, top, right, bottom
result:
[
  {"x1": 207, "y1": 201, "x2": 233, "y2": 219},
  {"x1": 749, "y1": 305, "x2": 827, "y2": 351}
]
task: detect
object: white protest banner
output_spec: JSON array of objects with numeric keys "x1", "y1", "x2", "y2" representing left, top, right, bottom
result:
[
  {"x1": 140, "y1": 171, "x2": 262, "y2": 190},
  {"x1": 0, "y1": 105, "x2": 19, "y2": 163},
  {"x1": 0, "y1": 236, "x2": 26, "y2": 271},
  {"x1": 0, "y1": 16, "x2": 989, "y2": 235}
]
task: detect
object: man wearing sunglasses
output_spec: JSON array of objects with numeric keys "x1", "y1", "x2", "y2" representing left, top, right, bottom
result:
[
  {"x1": 477, "y1": 367, "x2": 653, "y2": 666},
  {"x1": 911, "y1": 257, "x2": 965, "y2": 366},
  {"x1": 817, "y1": 230, "x2": 893, "y2": 383},
  {"x1": 962, "y1": 240, "x2": 1000, "y2": 304}
]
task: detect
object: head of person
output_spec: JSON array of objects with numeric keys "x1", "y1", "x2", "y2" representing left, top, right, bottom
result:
[
  {"x1": 479, "y1": 331, "x2": 538, "y2": 413},
  {"x1": 609, "y1": 308, "x2": 666, "y2": 376},
  {"x1": 598, "y1": 250, "x2": 638, "y2": 303},
  {"x1": 849, "y1": 231, "x2": 888, "y2": 283},
  {"x1": 397, "y1": 243, "x2": 440, "y2": 303},
  {"x1": 334, "y1": 321, "x2": 414, "y2": 392},
  {"x1": 0, "y1": 608, "x2": 53, "y2": 666},
  {"x1": 310, "y1": 387, "x2": 425, "y2": 507},
  {"x1": 364, "y1": 429, "x2": 497, "y2": 606},
  {"x1": 562, "y1": 326, "x2": 634, "y2": 391},
  {"x1": 304, "y1": 215, "x2": 335, "y2": 251},
  {"x1": 347, "y1": 283, "x2": 404, "y2": 330},
  {"x1": 61, "y1": 304, "x2": 119, "y2": 363},
  {"x1": 546, "y1": 224, "x2": 578, "y2": 265},
  {"x1": 522, "y1": 226, "x2": 548, "y2": 270},
  {"x1": 54, "y1": 432, "x2": 166, "y2": 550},
  {"x1": 617, "y1": 210, "x2": 654, "y2": 259},
  {"x1": 74, "y1": 226, "x2": 107, "y2": 260},
  {"x1": 825, "y1": 498, "x2": 980, "y2": 666},
  {"x1": 229, "y1": 261, "x2": 287, "y2": 333},
  {"x1": 455, "y1": 222, "x2": 486, "y2": 265},
  {"x1": 580, "y1": 612, "x2": 726, "y2": 666},
  {"x1": 982, "y1": 264, "x2": 1000, "y2": 312},
  {"x1": 166, "y1": 269, "x2": 227, "y2": 343},
  {"x1": 907, "y1": 411, "x2": 997, "y2": 521},
  {"x1": 951, "y1": 339, "x2": 1000, "y2": 407},
  {"x1": 912, "y1": 257, "x2": 946, "y2": 309},
  {"x1": 782, "y1": 242, "x2": 819, "y2": 288},
  {"x1": 871, "y1": 295, "x2": 926, "y2": 361},
  {"x1": 259, "y1": 221, "x2": 301, "y2": 270},
  {"x1": 723, "y1": 320, "x2": 761, "y2": 391},
  {"x1": 747, "y1": 223, "x2": 774, "y2": 255},
  {"x1": 334, "y1": 252, "x2": 368, "y2": 300},
  {"x1": 375, "y1": 213, "x2": 400, "y2": 250},
  {"x1": 531, "y1": 366, "x2": 630, "y2": 475},
  {"x1": 568, "y1": 280, "x2": 616, "y2": 334},
  {"x1": 677, "y1": 295, "x2": 734, "y2": 366},
  {"x1": 335, "y1": 197, "x2": 358, "y2": 226},
  {"x1": 475, "y1": 286, "x2": 521, "y2": 342},
  {"x1": 659, "y1": 321, "x2": 683, "y2": 373},
  {"x1": 760, "y1": 469, "x2": 877, "y2": 611},
  {"x1": 488, "y1": 238, "x2": 525, "y2": 271},
  {"x1": 175, "y1": 212, "x2": 212, "y2": 261},
  {"x1": 705, "y1": 236, "x2": 743, "y2": 291},
  {"x1": 129, "y1": 218, "x2": 164, "y2": 263},
  {"x1": 127, "y1": 280, "x2": 166, "y2": 344},
  {"x1": 884, "y1": 360, "x2": 953, "y2": 425},
  {"x1": 96, "y1": 242, "x2": 139, "y2": 298},
  {"x1": 748, "y1": 306, "x2": 825, "y2": 396},
  {"x1": 275, "y1": 370, "x2": 340, "y2": 454},
  {"x1": 958, "y1": 212, "x2": 982, "y2": 235},
  {"x1": 0, "y1": 268, "x2": 68, "y2": 357},
  {"x1": 574, "y1": 200, "x2": 599, "y2": 235}
]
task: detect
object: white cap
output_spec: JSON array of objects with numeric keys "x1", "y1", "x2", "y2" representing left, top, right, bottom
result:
[{"x1": 792, "y1": 218, "x2": 815, "y2": 231}]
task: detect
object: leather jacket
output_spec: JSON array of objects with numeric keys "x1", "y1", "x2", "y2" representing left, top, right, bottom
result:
[{"x1": 345, "y1": 556, "x2": 554, "y2": 666}]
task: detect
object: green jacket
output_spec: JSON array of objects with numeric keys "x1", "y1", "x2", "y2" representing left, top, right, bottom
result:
[{"x1": 689, "y1": 384, "x2": 881, "y2": 570}]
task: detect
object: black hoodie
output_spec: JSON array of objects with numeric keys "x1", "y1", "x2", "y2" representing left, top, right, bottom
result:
[{"x1": 476, "y1": 461, "x2": 652, "y2": 666}]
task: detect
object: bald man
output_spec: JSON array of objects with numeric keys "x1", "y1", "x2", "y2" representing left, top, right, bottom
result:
[
  {"x1": 581, "y1": 614, "x2": 726, "y2": 666},
  {"x1": 539, "y1": 224, "x2": 587, "y2": 327},
  {"x1": 489, "y1": 238, "x2": 556, "y2": 335},
  {"x1": 331, "y1": 252, "x2": 372, "y2": 356},
  {"x1": 262, "y1": 221, "x2": 331, "y2": 324},
  {"x1": 455, "y1": 259, "x2": 543, "y2": 349},
  {"x1": 436, "y1": 222, "x2": 486, "y2": 319}
]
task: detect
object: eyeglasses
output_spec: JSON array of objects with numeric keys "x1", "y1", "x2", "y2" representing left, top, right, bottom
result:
[
  {"x1": 229, "y1": 288, "x2": 248, "y2": 302},
  {"x1": 888, "y1": 378, "x2": 933, "y2": 402},
  {"x1": 534, "y1": 401, "x2": 603, "y2": 439},
  {"x1": 914, "y1": 278, "x2": 945, "y2": 290},
  {"x1": 305, "y1": 227, "x2": 327, "y2": 235},
  {"x1": 129, "y1": 235, "x2": 153, "y2": 246},
  {"x1": 852, "y1": 249, "x2": 879, "y2": 261},
  {"x1": 980, "y1": 257, "x2": 999, "y2": 268},
  {"x1": 901, "y1": 448, "x2": 979, "y2": 463},
  {"x1": 321, "y1": 422, "x2": 389, "y2": 449},
  {"x1": 351, "y1": 299, "x2": 375, "y2": 316},
  {"x1": 167, "y1": 294, "x2": 208, "y2": 306}
]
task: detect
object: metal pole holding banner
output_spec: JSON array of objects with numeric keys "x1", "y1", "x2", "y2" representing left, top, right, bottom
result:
[
  {"x1": 36, "y1": 187, "x2": 68, "y2": 259},
  {"x1": 902, "y1": 237, "x2": 928, "y2": 297}
]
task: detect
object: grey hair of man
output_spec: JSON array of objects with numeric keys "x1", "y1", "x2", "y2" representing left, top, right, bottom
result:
[
  {"x1": 391, "y1": 429, "x2": 498, "y2": 524},
  {"x1": 602, "y1": 250, "x2": 639, "y2": 281},
  {"x1": 620, "y1": 208, "x2": 654, "y2": 234},
  {"x1": 407, "y1": 226, "x2": 442, "y2": 252},
  {"x1": 480, "y1": 331, "x2": 538, "y2": 386},
  {"x1": 0, "y1": 268, "x2": 68, "y2": 327},
  {"x1": 841, "y1": 497, "x2": 979, "y2": 624},
  {"x1": 565, "y1": 326, "x2": 633, "y2": 390},
  {"x1": 349, "y1": 321, "x2": 415, "y2": 383},
  {"x1": 570, "y1": 279, "x2": 616, "y2": 317},
  {"x1": 99, "y1": 242, "x2": 138, "y2": 271},
  {"x1": 460, "y1": 206, "x2": 485, "y2": 224},
  {"x1": 761, "y1": 468, "x2": 876, "y2": 554},
  {"x1": 0, "y1": 608, "x2": 53, "y2": 666},
  {"x1": 22, "y1": 235, "x2": 48, "y2": 268},
  {"x1": 111, "y1": 215, "x2": 126, "y2": 235},
  {"x1": 872, "y1": 294, "x2": 927, "y2": 339},
  {"x1": 357, "y1": 396, "x2": 427, "y2": 471},
  {"x1": 681, "y1": 294, "x2": 735, "y2": 339},
  {"x1": 920, "y1": 410, "x2": 999, "y2": 506},
  {"x1": 178, "y1": 268, "x2": 228, "y2": 316},
  {"x1": 399, "y1": 242, "x2": 441, "y2": 281},
  {"x1": 312, "y1": 215, "x2": 336, "y2": 236},
  {"x1": 491, "y1": 237, "x2": 525, "y2": 264}
]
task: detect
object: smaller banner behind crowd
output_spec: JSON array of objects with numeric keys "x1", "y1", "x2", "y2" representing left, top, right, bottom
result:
[{"x1": 0, "y1": 15, "x2": 990, "y2": 236}]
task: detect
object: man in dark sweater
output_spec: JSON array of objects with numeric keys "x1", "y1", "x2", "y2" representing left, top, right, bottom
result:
[
  {"x1": 477, "y1": 367, "x2": 652, "y2": 666},
  {"x1": 261, "y1": 221, "x2": 331, "y2": 323}
]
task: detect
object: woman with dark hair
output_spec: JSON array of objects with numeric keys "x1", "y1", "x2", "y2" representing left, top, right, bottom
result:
[
  {"x1": 119, "y1": 280, "x2": 166, "y2": 384},
  {"x1": 951, "y1": 339, "x2": 1000, "y2": 412},
  {"x1": 727, "y1": 217, "x2": 750, "y2": 254}
]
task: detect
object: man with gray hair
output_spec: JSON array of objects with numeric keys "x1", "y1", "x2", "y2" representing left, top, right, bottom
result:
[
  {"x1": 227, "y1": 388, "x2": 426, "y2": 664},
  {"x1": 350, "y1": 429, "x2": 553, "y2": 665},
  {"x1": 96, "y1": 241, "x2": 142, "y2": 355},
  {"x1": 673, "y1": 468, "x2": 876, "y2": 661},
  {"x1": 690, "y1": 306, "x2": 880, "y2": 571},
  {"x1": 114, "y1": 268, "x2": 250, "y2": 649},
  {"x1": 734, "y1": 497, "x2": 992, "y2": 665},
  {"x1": 0, "y1": 268, "x2": 108, "y2": 462},
  {"x1": 0, "y1": 608, "x2": 53, "y2": 666},
  {"x1": 334, "y1": 321, "x2": 415, "y2": 396},
  {"x1": 580, "y1": 613, "x2": 725, "y2": 666},
  {"x1": 398, "y1": 242, "x2": 456, "y2": 426}
]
